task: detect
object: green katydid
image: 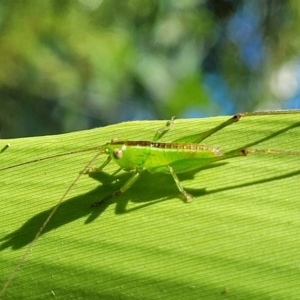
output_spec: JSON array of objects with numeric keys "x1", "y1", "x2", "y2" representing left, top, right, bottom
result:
[{"x1": 1, "y1": 110, "x2": 300, "y2": 296}]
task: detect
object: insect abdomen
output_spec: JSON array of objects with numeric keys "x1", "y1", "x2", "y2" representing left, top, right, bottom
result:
[{"x1": 143, "y1": 142, "x2": 221, "y2": 172}]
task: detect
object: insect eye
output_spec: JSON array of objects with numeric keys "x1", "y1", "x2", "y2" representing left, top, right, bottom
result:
[
  {"x1": 113, "y1": 149, "x2": 123, "y2": 159},
  {"x1": 111, "y1": 137, "x2": 119, "y2": 143}
]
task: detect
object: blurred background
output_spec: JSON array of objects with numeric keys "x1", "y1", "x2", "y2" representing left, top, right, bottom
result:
[{"x1": 1, "y1": 0, "x2": 300, "y2": 138}]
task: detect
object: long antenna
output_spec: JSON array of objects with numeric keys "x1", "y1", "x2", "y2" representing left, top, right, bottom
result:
[
  {"x1": 0, "y1": 150, "x2": 103, "y2": 298},
  {"x1": 0, "y1": 146, "x2": 102, "y2": 171}
]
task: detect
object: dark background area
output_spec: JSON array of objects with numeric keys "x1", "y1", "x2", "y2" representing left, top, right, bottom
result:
[{"x1": 1, "y1": 0, "x2": 300, "y2": 138}]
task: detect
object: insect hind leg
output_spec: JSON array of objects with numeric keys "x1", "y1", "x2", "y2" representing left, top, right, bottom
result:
[{"x1": 173, "y1": 114, "x2": 241, "y2": 144}]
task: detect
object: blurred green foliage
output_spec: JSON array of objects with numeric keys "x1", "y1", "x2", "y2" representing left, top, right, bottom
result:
[{"x1": 0, "y1": 0, "x2": 300, "y2": 137}]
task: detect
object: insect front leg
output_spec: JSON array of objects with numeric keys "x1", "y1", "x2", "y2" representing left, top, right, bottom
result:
[
  {"x1": 168, "y1": 166, "x2": 193, "y2": 203},
  {"x1": 91, "y1": 171, "x2": 141, "y2": 207},
  {"x1": 83, "y1": 156, "x2": 112, "y2": 174},
  {"x1": 152, "y1": 116, "x2": 175, "y2": 142}
]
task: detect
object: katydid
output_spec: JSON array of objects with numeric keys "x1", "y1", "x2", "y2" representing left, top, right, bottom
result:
[{"x1": 1, "y1": 110, "x2": 300, "y2": 296}]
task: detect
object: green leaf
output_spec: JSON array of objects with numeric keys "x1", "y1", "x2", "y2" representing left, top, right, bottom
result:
[{"x1": 1, "y1": 113, "x2": 300, "y2": 300}]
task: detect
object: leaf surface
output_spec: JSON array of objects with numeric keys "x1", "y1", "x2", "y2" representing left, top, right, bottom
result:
[{"x1": 1, "y1": 114, "x2": 300, "y2": 299}]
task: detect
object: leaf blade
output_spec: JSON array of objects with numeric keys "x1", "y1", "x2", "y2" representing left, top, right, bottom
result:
[{"x1": 1, "y1": 114, "x2": 300, "y2": 299}]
